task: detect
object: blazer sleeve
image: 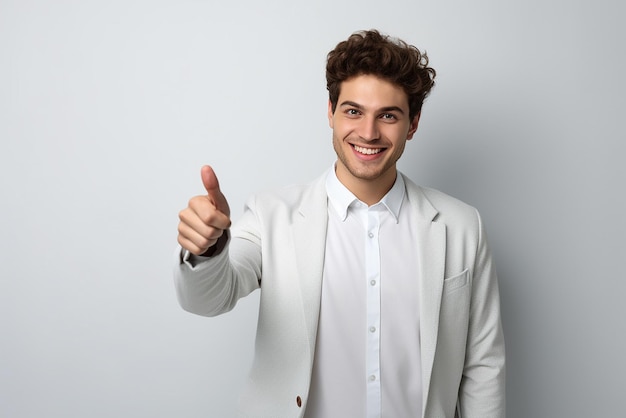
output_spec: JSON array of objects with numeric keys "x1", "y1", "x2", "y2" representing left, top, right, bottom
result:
[
  {"x1": 173, "y1": 196, "x2": 263, "y2": 317},
  {"x1": 458, "y1": 209, "x2": 506, "y2": 418}
]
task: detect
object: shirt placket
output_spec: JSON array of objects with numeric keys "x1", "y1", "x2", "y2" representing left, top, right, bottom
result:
[{"x1": 365, "y1": 207, "x2": 381, "y2": 418}]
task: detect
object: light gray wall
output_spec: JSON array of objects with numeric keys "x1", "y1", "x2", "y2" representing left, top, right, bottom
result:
[{"x1": 1, "y1": 0, "x2": 624, "y2": 417}]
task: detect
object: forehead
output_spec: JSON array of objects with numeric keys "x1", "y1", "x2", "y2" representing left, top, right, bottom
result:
[{"x1": 338, "y1": 74, "x2": 409, "y2": 110}]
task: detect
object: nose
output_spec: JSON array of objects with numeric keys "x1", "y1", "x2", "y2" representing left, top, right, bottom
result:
[{"x1": 357, "y1": 116, "x2": 380, "y2": 141}]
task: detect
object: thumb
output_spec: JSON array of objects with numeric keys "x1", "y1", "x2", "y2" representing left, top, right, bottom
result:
[{"x1": 201, "y1": 165, "x2": 230, "y2": 216}]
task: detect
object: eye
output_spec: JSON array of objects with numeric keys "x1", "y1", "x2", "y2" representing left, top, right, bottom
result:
[
  {"x1": 346, "y1": 108, "x2": 361, "y2": 115},
  {"x1": 380, "y1": 113, "x2": 397, "y2": 120}
]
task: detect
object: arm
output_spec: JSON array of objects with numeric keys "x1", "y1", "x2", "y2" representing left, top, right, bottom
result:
[
  {"x1": 173, "y1": 166, "x2": 261, "y2": 316},
  {"x1": 173, "y1": 227, "x2": 261, "y2": 317},
  {"x1": 458, "y1": 209, "x2": 506, "y2": 417}
]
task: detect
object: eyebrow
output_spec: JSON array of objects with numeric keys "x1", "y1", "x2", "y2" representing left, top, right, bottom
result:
[{"x1": 339, "y1": 101, "x2": 405, "y2": 115}]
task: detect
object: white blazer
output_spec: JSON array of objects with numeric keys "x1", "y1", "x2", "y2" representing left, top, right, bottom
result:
[{"x1": 174, "y1": 170, "x2": 505, "y2": 418}]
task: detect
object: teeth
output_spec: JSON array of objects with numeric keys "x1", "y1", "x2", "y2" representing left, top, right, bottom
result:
[{"x1": 353, "y1": 145, "x2": 382, "y2": 155}]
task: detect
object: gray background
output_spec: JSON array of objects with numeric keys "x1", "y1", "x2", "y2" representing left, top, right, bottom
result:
[{"x1": 1, "y1": 0, "x2": 624, "y2": 417}]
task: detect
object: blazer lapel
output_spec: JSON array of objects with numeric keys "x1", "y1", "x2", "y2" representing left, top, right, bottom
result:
[
  {"x1": 292, "y1": 173, "x2": 329, "y2": 359},
  {"x1": 403, "y1": 176, "x2": 446, "y2": 408}
]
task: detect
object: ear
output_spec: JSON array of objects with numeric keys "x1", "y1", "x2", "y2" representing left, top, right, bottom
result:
[
  {"x1": 406, "y1": 112, "x2": 421, "y2": 140},
  {"x1": 327, "y1": 100, "x2": 334, "y2": 129}
]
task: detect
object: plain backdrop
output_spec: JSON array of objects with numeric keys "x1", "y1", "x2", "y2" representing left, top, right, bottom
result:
[{"x1": 1, "y1": 0, "x2": 624, "y2": 417}]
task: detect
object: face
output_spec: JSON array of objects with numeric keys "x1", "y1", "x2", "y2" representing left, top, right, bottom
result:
[{"x1": 328, "y1": 74, "x2": 419, "y2": 197}]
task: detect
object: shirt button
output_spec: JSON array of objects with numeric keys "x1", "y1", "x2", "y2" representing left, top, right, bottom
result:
[
  {"x1": 369, "y1": 375, "x2": 377, "y2": 381},
  {"x1": 369, "y1": 326, "x2": 376, "y2": 333},
  {"x1": 370, "y1": 280, "x2": 376, "y2": 286},
  {"x1": 368, "y1": 232, "x2": 374, "y2": 238}
]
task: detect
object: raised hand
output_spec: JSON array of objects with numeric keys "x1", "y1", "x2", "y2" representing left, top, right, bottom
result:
[{"x1": 177, "y1": 165, "x2": 232, "y2": 256}]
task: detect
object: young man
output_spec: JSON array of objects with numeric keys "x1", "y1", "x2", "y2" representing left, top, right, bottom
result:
[{"x1": 174, "y1": 30, "x2": 505, "y2": 418}]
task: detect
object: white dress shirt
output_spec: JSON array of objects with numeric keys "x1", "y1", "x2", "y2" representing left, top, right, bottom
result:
[{"x1": 305, "y1": 166, "x2": 423, "y2": 418}]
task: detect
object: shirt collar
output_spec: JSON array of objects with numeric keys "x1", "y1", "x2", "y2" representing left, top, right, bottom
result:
[{"x1": 325, "y1": 163, "x2": 406, "y2": 223}]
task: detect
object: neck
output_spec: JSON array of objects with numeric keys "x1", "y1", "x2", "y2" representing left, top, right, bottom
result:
[{"x1": 336, "y1": 166, "x2": 397, "y2": 206}]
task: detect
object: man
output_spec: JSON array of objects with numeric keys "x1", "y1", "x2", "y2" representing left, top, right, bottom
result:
[{"x1": 174, "y1": 30, "x2": 505, "y2": 418}]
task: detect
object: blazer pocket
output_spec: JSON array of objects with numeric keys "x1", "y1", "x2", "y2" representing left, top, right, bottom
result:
[{"x1": 443, "y1": 269, "x2": 469, "y2": 293}]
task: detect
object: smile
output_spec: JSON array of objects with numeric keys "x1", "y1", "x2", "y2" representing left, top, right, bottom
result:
[{"x1": 353, "y1": 145, "x2": 383, "y2": 155}]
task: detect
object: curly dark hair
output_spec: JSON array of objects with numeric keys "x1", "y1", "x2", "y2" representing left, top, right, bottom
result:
[{"x1": 326, "y1": 30, "x2": 436, "y2": 119}]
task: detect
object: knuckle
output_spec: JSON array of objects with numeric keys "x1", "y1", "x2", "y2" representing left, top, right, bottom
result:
[
  {"x1": 201, "y1": 210, "x2": 220, "y2": 226},
  {"x1": 196, "y1": 237, "x2": 207, "y2": 248}
]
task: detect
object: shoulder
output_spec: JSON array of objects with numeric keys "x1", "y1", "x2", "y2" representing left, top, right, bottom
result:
[
  {"x1": 245, "y1": 171, "x2": 327, "y2": 214},
  {"x1": 423, "y1": 187, "x2": 477, "y2": 216},
  {"x1": 403, "y1": 174, "x2": 482, "y2": 231}
]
